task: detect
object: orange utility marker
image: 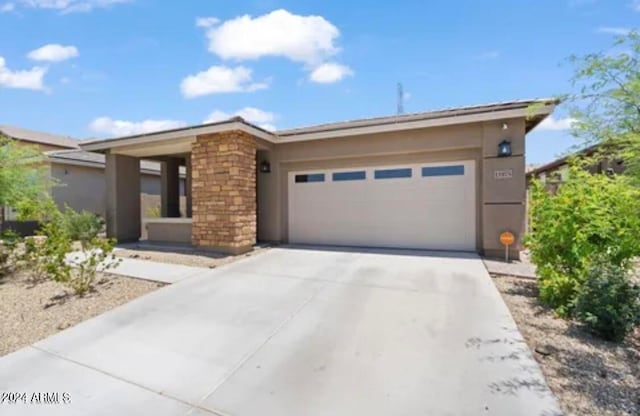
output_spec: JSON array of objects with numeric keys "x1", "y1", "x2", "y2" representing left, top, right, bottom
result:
[{"x1": 500, "y1": 231, "x2": 515, "y2": 263}]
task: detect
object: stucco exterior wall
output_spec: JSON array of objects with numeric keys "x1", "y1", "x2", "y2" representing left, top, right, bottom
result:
[
  {"x1": 257, "y1": 118, "x2": 527, "y2": 257},
  {"x1": 50, "y1": 162, "x2": 167, "y2": 216}
]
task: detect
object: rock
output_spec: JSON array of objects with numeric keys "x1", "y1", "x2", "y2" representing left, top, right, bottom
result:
[
  {"x1": 535, "y1": 345, "x2": 553, "y2": 356},
  {"x1": 129, "y1": 254, "x2": 140, "y2": 259},
  {"x1": 209, "y1": 265, "x2": 217, "y2": 269},
  {"x1": 57, "y1": 322, "x2": 71, "y2": 331}
]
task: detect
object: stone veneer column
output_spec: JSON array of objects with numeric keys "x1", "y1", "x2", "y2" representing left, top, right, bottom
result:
[{"x1": 191, "y1": 131, "x2": 257, "y2": 254}]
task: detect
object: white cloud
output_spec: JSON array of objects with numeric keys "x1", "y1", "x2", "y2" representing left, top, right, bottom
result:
[
  {"x1": 89, "y1": 117, "x2": 186, "y2": 137},
  {"x1": 1, "y1": 3, "x2": 15, "y2": 12},
  {"x1": 205, "y1": 9, "x2": 340, "y2": 66},
  {"x1": 195, "y1": 16, "x2": 219, "y2": 28},
  {"x1": 204, "y1": 107, "x2": 276, "y2": 130},
  {"x1": 632, "y1": 0, "x2": 640, "y2": 11},
  {"x1": 16, "y1": 0, "x2": 130, "y2": 13},
  {"x1": 309, "y1": 62, "x2": 353, "y2": 83},
  {"x1": 28, "y1": 44, "x2": 79, "y2": 62},
  {"x1": 180, "y1": 65, "x2": 268, "y2": 98},
  {"x1": 597, "y1": 26, "x2": 631, "y2": 35},
  {"x1": 538, "y1": 116, "x2": 576, "y2": 131},
  {"x1": 0, "y1": 56, "x2": 47, "y2": 91}
]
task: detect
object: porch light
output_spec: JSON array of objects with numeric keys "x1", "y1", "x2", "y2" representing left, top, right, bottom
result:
[
  {"x1": 260, "y1": 160, "x2": 271, "y2": 173},
  {"x1": 497, "y1": 140, "x2": 512, "y2": 157}
]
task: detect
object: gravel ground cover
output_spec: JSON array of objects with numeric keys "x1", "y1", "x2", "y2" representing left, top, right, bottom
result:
[
  {"x1": 493, "y1": 275, "x2": 640, "y2": 416},
  {"x1": 114, "y1": 244, "x2": 270, "y2": 268},
  {"x1": 0, "y1": 271, "x2": 163, "y2": 357}
]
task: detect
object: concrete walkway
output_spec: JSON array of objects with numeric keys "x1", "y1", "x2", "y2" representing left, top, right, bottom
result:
[
  {"x1": 66, "y1": 251, "x2": 207, "y2": 284},
  {"x1": 483, "y1": 258, "x2": 537, "y2": 279},
  {"x1": 2, "y1": 247, "x2": 560, "y2": 415}
]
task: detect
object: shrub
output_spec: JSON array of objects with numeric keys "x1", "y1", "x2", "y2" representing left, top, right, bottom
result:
[
  {"x1": 65, "y1": 237, "x2": 121, "y2": 295},
  {"x1": 22, "y1": 220, "x2": 72, "y2": 283},
  {"x1": 60, "y1": 207, "x2": 105, "y2": 247},
  {"x1": 527, "y1": 167, "x2": 640, "y2": 315},
  {"x1": 0, "y1": 230, "x2": 21, "y2": 277},
  {"x1": 575, "y1": 258, "x2": 640, "y2": 341}
]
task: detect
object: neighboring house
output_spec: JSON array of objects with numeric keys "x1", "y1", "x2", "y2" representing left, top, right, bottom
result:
[
  {"x1": 0, "y1": 125, "x2": 185, "y2": 225},
  {"x1": 81, "y1": 98, "x2": 558, "y2": 259},
  {"x1": 526, "y1": 143, "x2": 625, "y2": 190}
]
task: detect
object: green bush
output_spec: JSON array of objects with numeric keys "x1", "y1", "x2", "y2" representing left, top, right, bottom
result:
[
  {"x1": 527, "y1": 166, "x2": 640, "y2": 315},
  {"x1": 23, "y1": 220, "x2": 72, "y2": 283},
  {"x1": 64, "y1": 237, "x2": 121, "y2": 295},
  {"x1": 0, "y1": 230, "x2": 21, "y2": 277},
  {"x1": 60, "y1": 207, "x2": 105, "y2": 247},
  {"x1": 575, "y1": 258, "x2": 640, "y2": 341}
]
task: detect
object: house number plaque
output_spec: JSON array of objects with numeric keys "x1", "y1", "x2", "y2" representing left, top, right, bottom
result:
[{"x1": 494, "y1": 169, "x2": 513, "y2": 180}]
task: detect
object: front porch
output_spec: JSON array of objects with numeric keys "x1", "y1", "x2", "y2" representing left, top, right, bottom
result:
[{"x1": 98, "y1": 122, "x2": 275, "y2": 254}]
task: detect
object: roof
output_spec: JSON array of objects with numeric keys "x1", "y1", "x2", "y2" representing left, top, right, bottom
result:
[
  {"x1": 80, "y1": 98, "x2": 559, "y2": 152},
  {"x1": 44, "y1": 149, "x2": 184, "y2": 176},
  {"x1": 277, "y1": 98, "x2": 559, "y2": 137},
  {"x1": 0, "y1": 124, "x2": 80, "y2": 149},
  {"x1": 526, "y1": 144, "x2": 599, "y2": 178}
]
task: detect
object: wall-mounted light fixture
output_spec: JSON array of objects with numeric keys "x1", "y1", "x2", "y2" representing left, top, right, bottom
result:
[
  {"x1": 498, "y1": 140, "x2": 512, "y2": 157},
  {"x1": 260, "y1": 160, "x2": 271, "y2": 173}
]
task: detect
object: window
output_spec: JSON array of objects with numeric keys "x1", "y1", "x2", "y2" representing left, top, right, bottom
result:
[
  {"x1": 421, "y1": 165, "x2": 464, "y2": 177},
  {"x1": 333, "y1": 171, "x2": 366, "y2": 181},
  {"x1": 295, "y1": 173, "x2": 325, "y2": 183},
  {"x1": 374, "y1": 168, "x2": 412, "y2": 179}
]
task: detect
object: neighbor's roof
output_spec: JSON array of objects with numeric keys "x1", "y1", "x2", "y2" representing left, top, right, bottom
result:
[
  {"x1": 79, "y1": 98, "x2": 559, "y2": 152},
  {"x1": 44, "y1": 149, "x2": 184, "y2": 176},
  {"x1": 0, "y1": 124, "x2": 80, "y2": 149},
  {"x1": 526, "y1": 144, "x2": 600, "y2": 178}
]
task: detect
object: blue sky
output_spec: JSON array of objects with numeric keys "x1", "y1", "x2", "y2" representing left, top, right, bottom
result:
[{"x1": 0, "y1": 0, "x2": 637, "y2": 164}]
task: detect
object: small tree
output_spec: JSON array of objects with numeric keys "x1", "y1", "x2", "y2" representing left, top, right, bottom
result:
[
  {"x1": 568, "y1": 31, "x2": 640, "y2": 181},
  {"x1": 0, "y1": 135, "x2": 52, "y2": 223}
]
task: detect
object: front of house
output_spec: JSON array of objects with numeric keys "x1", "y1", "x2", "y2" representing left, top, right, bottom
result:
[{"x1": 80, "y1": 99, "x2": 558, "y2": 258}]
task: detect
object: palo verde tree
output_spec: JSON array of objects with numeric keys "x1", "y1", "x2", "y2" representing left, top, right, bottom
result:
[
  {"x1": 567, "y1": 30, "x2": 640, "y2": 181},
  {"x1": 0, "y1": 134, "x2": 52, "y2": 223}
]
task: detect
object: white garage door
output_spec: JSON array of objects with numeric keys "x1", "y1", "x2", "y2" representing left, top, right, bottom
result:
[{"x1": 288, "y1": 160, "x2": 476, "y2": 251}]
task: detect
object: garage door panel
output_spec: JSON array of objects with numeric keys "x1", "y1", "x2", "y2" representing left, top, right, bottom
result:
[{"x1": 288, "y1": 161, "x2": 476, "y2": 251}]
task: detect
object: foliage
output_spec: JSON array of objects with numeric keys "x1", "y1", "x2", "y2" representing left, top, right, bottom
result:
[
  {"x1": 575, "y1": 257, "x2": 640, "y2": 342},
  {"x1": 567, "y1": 31, "x2": 640, "y2": 182},
  {"x1": 64, "y1": 237, "x2": 121, "y2": 296},
  {"x1": 21, "y1": 205, "x2": 119, "y2": 294},
  {"x1": 527, "y1": 167, "x2": 640, "y2": 316},
  {"x1": 60, "y1": 206, "x2": 105, "y2": 248},
  {"x1": 0, "y1": 135, "x2": 53, "y2": 217},
  {"x1": 0, "y1": 230, "x2": 21, "y2": 277},
  {"x1": 23, "y1": 220, "x2": 72, "y2": 283},
  {"x1": 145, "y1": 205, "x2": 161, "y2": 218}
]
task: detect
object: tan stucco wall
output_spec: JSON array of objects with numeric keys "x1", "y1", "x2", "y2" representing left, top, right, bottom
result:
[
  {"x1": 257, "y1": 118, "x2": 527, "y2": 256},
  {"x1": 50, "y1": 163, "x2": 166, "y2": 216}
]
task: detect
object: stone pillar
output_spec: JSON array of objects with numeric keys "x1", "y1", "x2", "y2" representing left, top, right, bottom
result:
[
  {"x1": 185, "y1": 154, "x2": 193, "y2": 218},
  {"x1": 106, "y1": 153, "x2": 141, "y2": 243},
  {"x1": 161, "y1": 157, "x2": 181, "y2": 218},
  {"x1": 191, "y1": 130, "x2": 256, "y2": 254}
]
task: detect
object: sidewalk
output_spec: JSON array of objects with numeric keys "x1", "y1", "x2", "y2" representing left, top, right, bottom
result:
[
  {"x1": 66, "y1": 252, "x2": 208, "y2": 284},
  {"x1": 482, "y1": 258, "x2": 537, "y2": 279}
]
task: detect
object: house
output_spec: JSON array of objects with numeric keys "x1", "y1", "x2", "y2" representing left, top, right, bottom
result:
[
  {"x1": 526, "y1": 143, "x2": 625, "y2": 189},
  {"x1": 0, "y1": 125, "x2": 185, "y2": 225},
  {"x1": 80, "y1": 99, "x2": 558, "y2": 259}
]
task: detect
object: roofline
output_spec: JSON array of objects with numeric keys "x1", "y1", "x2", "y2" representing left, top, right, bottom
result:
[
  {"x1": 79, "y1": 98, "x2": 559, "y2": 152},
  {"x1": 44, "y1": 153, "x2": 188, "y2": 177},
  {"x1": 81, "y1": 119, "x2": 276, "y2": 152},
  {"x1": 526, "y1": 143, "x2": 600, "y2": 178},
  {"x1": 277, "y1": 98, "x2": 559, "y2": 138}
]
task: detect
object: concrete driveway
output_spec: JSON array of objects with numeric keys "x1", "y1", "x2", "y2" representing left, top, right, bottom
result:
[{"x1": 0, "y1": 247, "x2": 560, "y2": 416}]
